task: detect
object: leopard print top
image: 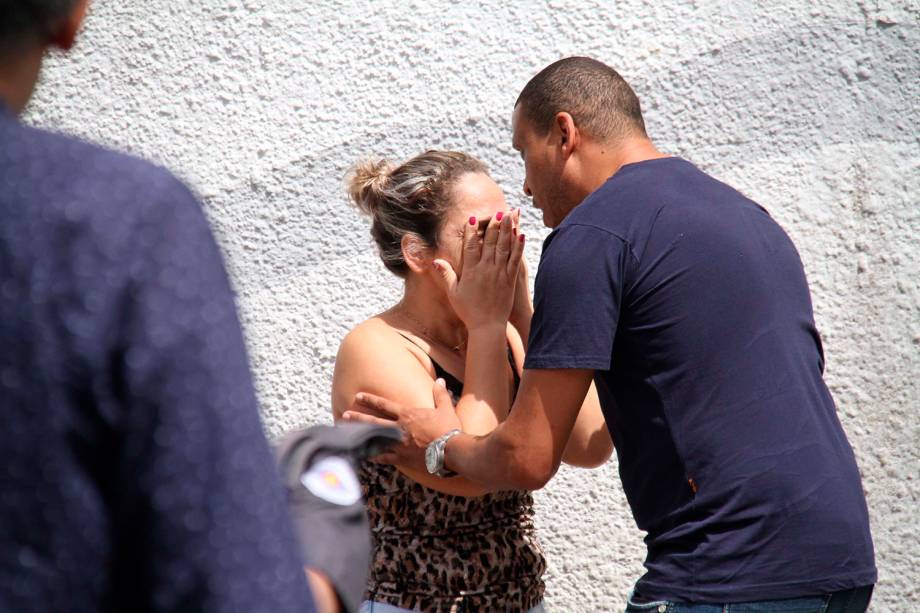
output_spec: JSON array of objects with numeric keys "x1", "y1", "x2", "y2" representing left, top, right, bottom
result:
[{"x1": 359, "y1": 344, "x2": 546, "y2": 612}]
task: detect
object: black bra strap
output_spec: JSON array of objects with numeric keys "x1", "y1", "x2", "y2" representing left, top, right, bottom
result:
[
  {"x1": 395, "y1": 331, "x2": 521, "y2": 400},
  {"x1": 396, "y1": 332, "x2": 464, "y2": 397}
]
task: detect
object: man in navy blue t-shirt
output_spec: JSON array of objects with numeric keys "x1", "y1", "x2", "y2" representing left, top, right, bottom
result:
[
  {"x1": 0, "y1": 2, "x2": 323, "y2": 611},
  {"x1": 348, "y1": 58, "x2": 876, "y2": 611}
]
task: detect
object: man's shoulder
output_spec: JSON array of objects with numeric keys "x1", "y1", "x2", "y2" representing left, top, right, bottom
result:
[
  {"x1": 559, "y1": 161, "x2": 683, "y2": 240},
  {"x1": 546, "y1": 202, "x2": 632, "y2": 256},
  {"x1": 557, "y1": 156, "x2": 752, "y2": 259},
  {"x1": 1, "y1": 117, "x2": 194, "y2": 211},
  {"x1": 537, "y1": 218, "x2": 633, "y2": 280},
  {"x1": 591, "y1": 156, "x2": 756, "y2": 215}
]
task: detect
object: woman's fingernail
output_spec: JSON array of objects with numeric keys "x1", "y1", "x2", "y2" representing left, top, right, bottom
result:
[
  {"x1": 469, "y1": 216, "x2": 476, "y2": 226},
  {"x1": 435, "y1": 378, "x2": 446, "y2": 387},
  {"x1": 519, "y1": 234, "x2": 525, "y2": 242},
  {"x1": 342, "y1": 411, "x2": 353, "y2": 420},
  {"x1": 496, "y1": 211, "x2": 504, "y2": 221}
]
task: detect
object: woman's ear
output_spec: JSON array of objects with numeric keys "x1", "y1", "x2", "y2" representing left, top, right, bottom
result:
[{"x1": 401, "y1": 233, "x2": 433, "y2": 275}]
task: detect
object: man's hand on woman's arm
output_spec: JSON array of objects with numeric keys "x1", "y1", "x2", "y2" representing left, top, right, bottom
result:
[
  {"x1": 344, "y1": 368, "x2": 595, "y2": 492},
  {"x1": 344, "y1": 378, "x2": 461, "y2": 469}
]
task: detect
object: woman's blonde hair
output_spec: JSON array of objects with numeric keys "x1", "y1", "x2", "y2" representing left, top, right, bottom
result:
[{"x1": 346, "y1": 150, "x2": 487, "y2": 277}]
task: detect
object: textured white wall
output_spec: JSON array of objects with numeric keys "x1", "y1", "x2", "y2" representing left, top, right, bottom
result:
[{"x1": 26, "y1": 1, "x2": 918, "y2": 610}]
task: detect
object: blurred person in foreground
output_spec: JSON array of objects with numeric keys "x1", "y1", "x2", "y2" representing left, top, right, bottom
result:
[
  {"x1": 345, "y1": 58, "x2": 876, "y2": 612},
  {"x1": 0, "y1": 1, "x2": 325, "y2": 611}
]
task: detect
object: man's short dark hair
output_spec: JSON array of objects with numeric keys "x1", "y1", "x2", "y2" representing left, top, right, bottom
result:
[
  {"x1": 515, "y1": 57, "x2": 647, "y2": 142},
  {"x1": 0, "y1": 0, "x2": 78, "y2": 52}
]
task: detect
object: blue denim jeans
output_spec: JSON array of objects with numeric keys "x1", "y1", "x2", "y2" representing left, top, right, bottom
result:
[{"x1": 624, "y1": 585, "x2": 873, "y2": 613}]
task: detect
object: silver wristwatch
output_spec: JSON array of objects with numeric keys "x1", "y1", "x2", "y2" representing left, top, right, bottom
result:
[{"x1": 425, "y1": 429, "x2": 461, "y2": 478}]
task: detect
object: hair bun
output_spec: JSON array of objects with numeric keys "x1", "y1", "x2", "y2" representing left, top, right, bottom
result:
[{"x1": 346, "y1": 158, "x2": 394, "y2": 216}]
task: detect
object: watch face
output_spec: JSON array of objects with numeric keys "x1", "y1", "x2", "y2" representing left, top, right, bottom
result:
[{"x1": 425, "y1": 443, "x2": 438, "y2": 474}]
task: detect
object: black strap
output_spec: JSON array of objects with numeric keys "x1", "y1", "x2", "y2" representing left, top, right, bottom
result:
[
  {"x1": 396, "y1": 331, "x2": 520, "y2": 400},
  {"x1": 396, "y1": 332, "x2": 464, "y2": 397}
]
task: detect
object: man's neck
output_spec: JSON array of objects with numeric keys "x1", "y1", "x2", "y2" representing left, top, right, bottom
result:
[
  {"x1": 582, "y1": 135, "x2": 670, "y2": 195},
  {"x1": 0, "y1": 46, "x2": 46, "y2": 115}
]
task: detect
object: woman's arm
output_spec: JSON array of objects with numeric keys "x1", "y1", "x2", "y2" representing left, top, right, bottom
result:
[
  {"x1": 331, "y1": 321, "x2": 492, "y2": 497},
  {"x1": 434, "y1": 214, "x2": 521, "y2": 435},
  {"x1": 452, "y1": 323, "x2": 511, "y2": 435},
  {"x1": 561, "y1": 383, "x2": 613, "y2": 468}
]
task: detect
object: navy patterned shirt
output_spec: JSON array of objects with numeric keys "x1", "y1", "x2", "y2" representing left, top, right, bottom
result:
[{"x1": 0, "y1": 104, "x2": 316, "y2": 613}]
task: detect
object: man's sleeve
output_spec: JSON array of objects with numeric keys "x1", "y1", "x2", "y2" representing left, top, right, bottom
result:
[
  {"x1": 524, "y1": 224, "x2": 631, "y2": 371},
  {"x1": 111, "y1": 170, "x2": 315, "y2": 613}
]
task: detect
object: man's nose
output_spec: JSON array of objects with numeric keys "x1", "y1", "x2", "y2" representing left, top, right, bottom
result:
[{"x1": 522, "y1": 180, "x2": 532, "y2": 197}]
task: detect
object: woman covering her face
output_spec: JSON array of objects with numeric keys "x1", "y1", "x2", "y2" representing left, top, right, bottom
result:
[{"x1": 332, "y1": 150, "x2": 609, "y2": 613}]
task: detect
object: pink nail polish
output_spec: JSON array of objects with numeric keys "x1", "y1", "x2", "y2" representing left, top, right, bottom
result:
[
  {"x1": 496, "y1": 211, "x2": 504, "y2": 221},
  {"x1": 469, "y1": 216, "x2": 476, "y2": 226},
  {"x1": 519, "y1": 234, "x2": 525, "y2": 242}
]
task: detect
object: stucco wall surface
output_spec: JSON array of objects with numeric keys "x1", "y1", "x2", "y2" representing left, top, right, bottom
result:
[{"x1": 27, "y1": 1, "x2": 918, "y2": 610}]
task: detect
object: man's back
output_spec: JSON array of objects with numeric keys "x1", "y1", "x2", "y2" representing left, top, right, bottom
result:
[
  {"x1": 0, "y1": 107, "x2": 314, "y2": 612},
  {"x1": 526, "y1": 157, "x2": 875, "y2": 601}
]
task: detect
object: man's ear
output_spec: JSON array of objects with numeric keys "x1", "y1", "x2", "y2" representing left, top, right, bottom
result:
[
  {"x1": 400, "y1": 233, "x2": 432, "y2": 275},
  {"x1": 49, "y1": 0, "x2": 90, "y2": 51},
  {"x1": 554, "y1": 112, "x2": 579, "y2": 159}
]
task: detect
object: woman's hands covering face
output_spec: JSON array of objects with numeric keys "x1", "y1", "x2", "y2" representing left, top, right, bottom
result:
[{"x1": 431, "y1": 211, "x2": 525, "y2": 332}]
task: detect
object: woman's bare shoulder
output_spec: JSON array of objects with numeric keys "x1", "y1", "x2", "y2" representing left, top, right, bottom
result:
[
  {"x1": 331, "y1": 314, "x2": 436, "y2": 418},
  {"x1": 339, "y1": 315, "x2": 393, "y2": 348},
  {"x1": 335, "y1": 314, "x2": 433, "y2": 381},
  {"x1": 338, "y1": 315, "x2": 420, "y2": 360}
]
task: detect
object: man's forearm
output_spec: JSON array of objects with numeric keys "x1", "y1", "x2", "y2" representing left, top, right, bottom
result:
[
  {"x1": 443, "y1": 431, "x2": 517, "y2": 492},
  {"x1": 345, "y1": 370, "x2": 590, "y2": 494},
  {"x1": 441, "y1": 369, "x2": 594, "y2": 492},
  {"x1": 443, "y1": 422, "x2": 551, "y2": 492}
]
